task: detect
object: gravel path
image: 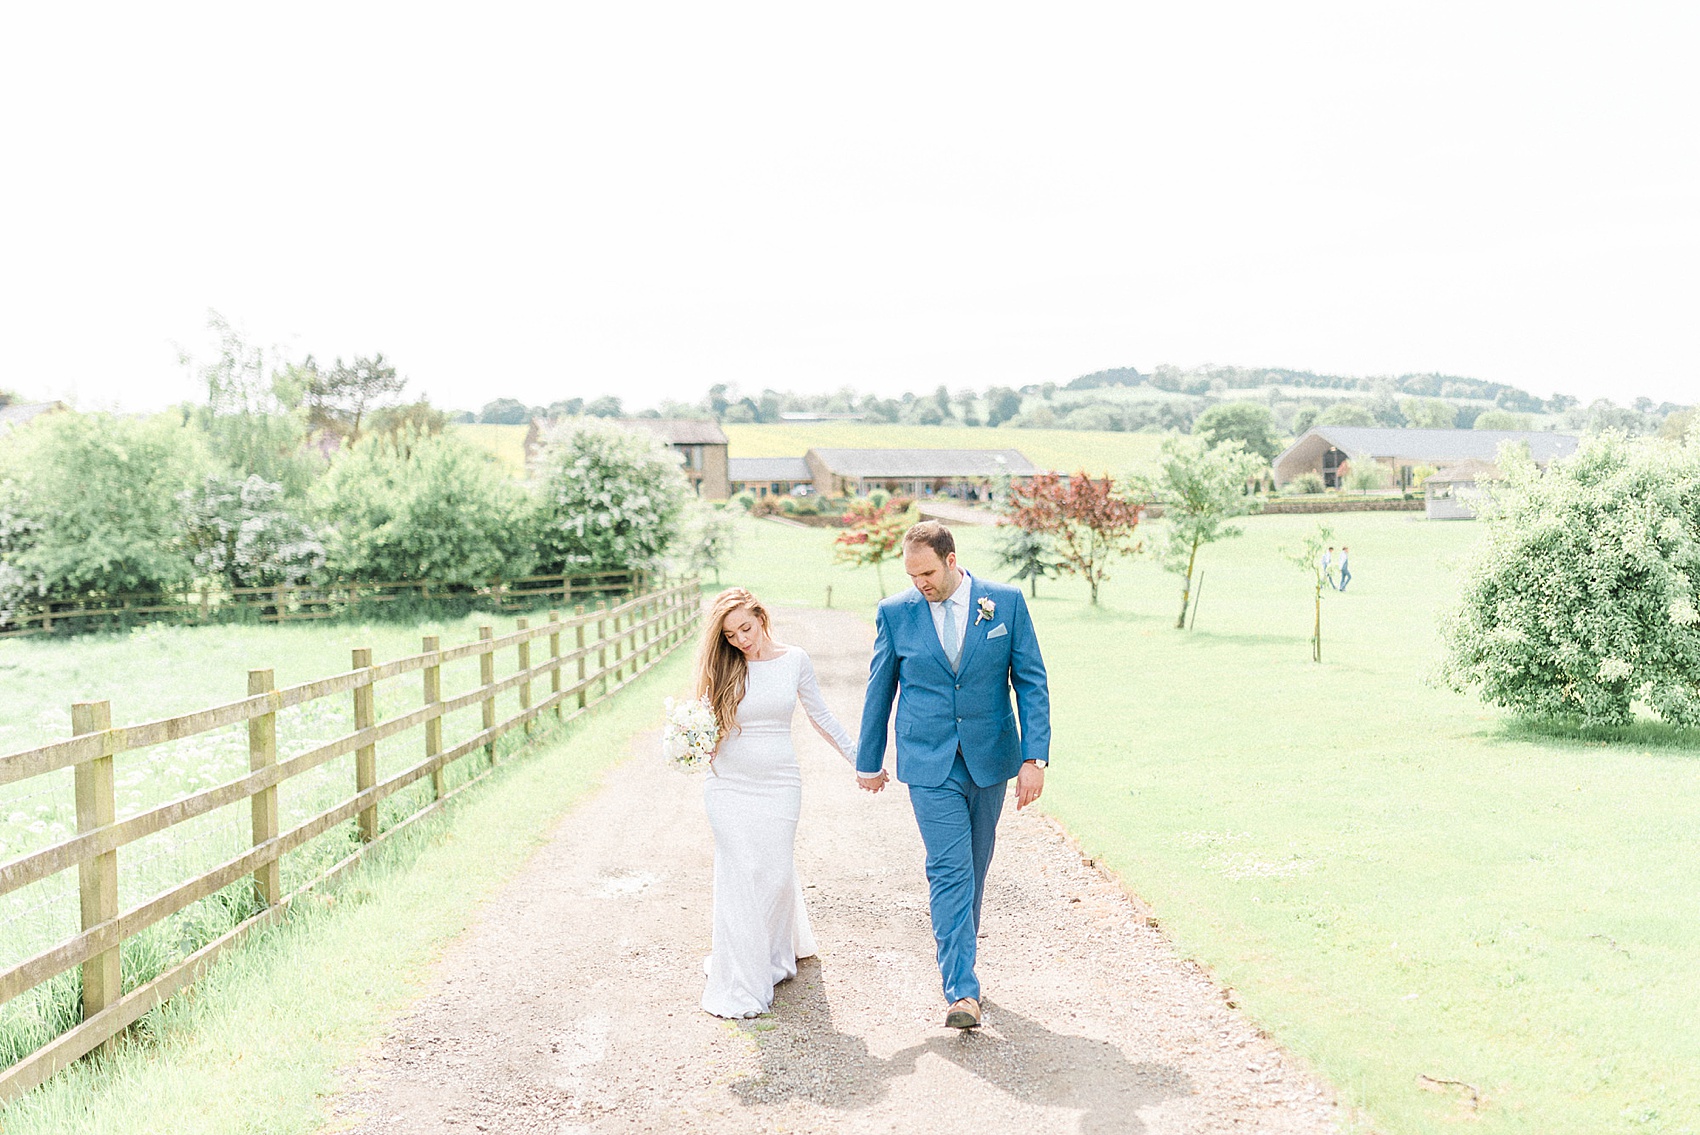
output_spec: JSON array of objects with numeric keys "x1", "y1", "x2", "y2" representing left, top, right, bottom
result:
[{"x1": 328, "y1": 606, "x2": 1342, "y2": 1135}]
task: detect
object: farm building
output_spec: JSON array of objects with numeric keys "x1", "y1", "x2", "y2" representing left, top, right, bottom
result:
[
  {"x1": 1272, "y1": 426, "x2": 1580, "y2": 490},
  {"x1": 524, "y1": 418, "x2": 730, "y2": 498},
  {"x1": 801, "y1": 448, "x2": 1036, "y2": 500},
  {"x1": 1424, "y1": 458, "x2": 1505, "y2": 520},
  {"x1": 729, "y1": 457, "x2": 814, "y2": 498}
]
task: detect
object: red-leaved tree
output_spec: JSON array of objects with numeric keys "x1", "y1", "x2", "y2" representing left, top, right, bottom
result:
[
  {"x1": 1006, "y1": 473, "x2": 1142, "y2": 605},
  {"x1": 832, "y1": 497, "x2": 914, "y2": 596}
]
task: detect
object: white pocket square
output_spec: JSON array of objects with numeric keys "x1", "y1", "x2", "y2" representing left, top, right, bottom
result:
[{"x1": 985, "y1": 623, "x2": 1008, "y2": 639}]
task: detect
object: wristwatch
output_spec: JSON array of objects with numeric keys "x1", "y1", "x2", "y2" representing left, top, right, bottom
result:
[{"x1": 1024, "y1": 759, "x2": 1047, "y2": 769}]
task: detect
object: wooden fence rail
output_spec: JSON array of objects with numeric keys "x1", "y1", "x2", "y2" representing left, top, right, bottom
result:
[
  {"x1": 0, "y1": 576, "x2": 702, "y2": 1101},
  {"x1": 0, "y1": 570, "x2": 643, "y2": 638}
]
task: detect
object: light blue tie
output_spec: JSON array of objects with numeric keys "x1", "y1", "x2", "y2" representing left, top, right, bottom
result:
[{"x1": 941, "y1": 599, "x2": 960, "y2": 671}]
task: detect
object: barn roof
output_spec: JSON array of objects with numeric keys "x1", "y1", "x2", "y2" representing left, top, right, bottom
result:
[
  {"x1": 807, "y1": 448, "x2": 1037, "y2": 478},
  {"x1": 729, "y1": 456, "x2": 812, "y2": 480}
]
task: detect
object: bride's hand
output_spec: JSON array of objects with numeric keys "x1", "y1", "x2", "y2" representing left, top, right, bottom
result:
[{"x1": 856, "y1": 770, "x2": 889, "y2": 793}]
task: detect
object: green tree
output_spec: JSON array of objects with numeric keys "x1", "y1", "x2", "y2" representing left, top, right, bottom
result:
[
  {"x1": 1442, "y1": 436, "x2": 1700, "y2": 726},
  {"x1": 0, "y1": 412, "x2": 208, "y2": 599},
  {"x1": 685, "y1": 504, "x2": 737, "y2": 585},
  {"x1": 303, "y1": 354, "x2": 406, "y2": 442},
  {"x1": 1399, "y1": 397, "x2": 1459, "y2": 430},
  {"x1": 533, "y1": 418, "x2": 689, "y2": 573},
  {"x1": 1141, "y1": 436, "x2": 1267, "y2": 628},
  {"x1": 314, "y1": 430, "x2": 534, "y2": 584},
  {"x1": 993, "y1": 523, "x2": 1060, "y2": 598},
  {"x1": 479, "y1": 398, "x2": 534, "y2": 425},
  {"x1": 1192, "y1": 401, "x2": 1283, "y2": 462},
  {"x1": 1317, "y1": 402, "x2": 1377, "y2": 428},
  {"x1": 185, "y1": 312, "x2": 315, "y2": 495},
  {"x1": 1290, "y1": 403, "x2": 1324, "y2": 435},
  {"x1": 985, "y1": 387, "x2": 1023, "y2": 427},
  {"x1": 1474, "y1": 409, "x2": 1534, "y2": 430},
  {"x1": 1280, "y1": 522, "x2": 1334, "y2": 662},
  {"x1": 1344, "y1": 464, "x2": 1389, "y2": 494}
]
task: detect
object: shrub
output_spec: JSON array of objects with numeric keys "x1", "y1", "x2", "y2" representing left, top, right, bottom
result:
[
  {"x1": 731, "y1": 491, "x2": 756, "y2": 511},
  {"x1": 0, "y1": 412, "x2": 207, "y2": 600},
  {"x1": 179, "y1": 473, "x2": 325, "y2": 589},
  {"x1": 684, "y1": 504, "x2": 737, "y2": 584},
  {"x1": 314, "y1": 430, "x2": 533, "y2": 584},
  {"x1": 1290, "y1": 472, "x2": 1326, "y2": 495},
  {"x1": 867, "y1": 489, "x2": 891, "y2": 508},
  {"x1": 532, "y1": 417, "x2": 689, "y2": 573},
  {"x1": 1442, "y1": 435, "x2": 1700, "y2": 726}
]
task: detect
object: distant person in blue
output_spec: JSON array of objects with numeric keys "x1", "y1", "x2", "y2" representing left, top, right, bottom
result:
[
  {"x1": 855, "y1": 520, "x2": 1051, "y2": 1031},
  {"x1": 1322, "y1": 546, "x2": 1337, "y2": 590},
  {"x1": 1338, "y1": 545, "x2": 1352, "y2": 591}
]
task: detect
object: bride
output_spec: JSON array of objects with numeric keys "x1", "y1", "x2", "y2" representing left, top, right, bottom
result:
[{"x1": 695, "y1": 587, "x2": 858, "y2": 1019}]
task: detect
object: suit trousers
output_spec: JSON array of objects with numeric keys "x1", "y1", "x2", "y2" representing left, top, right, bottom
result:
[{"x1": 907, "y1": 750, "x2": 1006, "y2": 1003}]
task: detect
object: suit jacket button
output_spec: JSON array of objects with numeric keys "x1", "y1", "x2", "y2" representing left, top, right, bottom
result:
[{"x1": 956, "y1": 717, "x2": 962, "y2": 723}]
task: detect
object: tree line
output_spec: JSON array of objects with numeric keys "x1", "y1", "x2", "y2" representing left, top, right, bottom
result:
[
  {"x1": 463, "y1": 367, "x2": 1690, "y2": 441},
  {"x1": 0, "y1": 320, "x2": 712, "y2": 625}
]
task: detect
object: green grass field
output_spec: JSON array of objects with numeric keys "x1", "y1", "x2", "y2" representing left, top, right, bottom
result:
[
  {"x1": 0, "y1": 609, "x2": 600, "y2": 1068},
  {"x1": 0, "y1": 645, "x2": 692, "y2": 1135},
  {"x1": 717, "y1": 512, "x2": 1700, "y2": 1135}
]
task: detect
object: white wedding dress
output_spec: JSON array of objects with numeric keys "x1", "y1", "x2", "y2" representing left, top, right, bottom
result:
[{"x1": 702, "y1": 646, "x2": 855, "y2": 1019}]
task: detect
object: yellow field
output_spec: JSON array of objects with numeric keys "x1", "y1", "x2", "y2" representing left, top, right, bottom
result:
[
  {"x1": 722, "y1": 423, "x2": 1163, "y2": 475},
  {"x1": 451, "y1": 421, "x2": 1164, "y2": 479},
  {"x1": 450, "y1": 423, "x2": 529, "y2": 476}
]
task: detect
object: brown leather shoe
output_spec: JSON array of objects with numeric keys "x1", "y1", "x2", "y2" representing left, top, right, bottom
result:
[{"x1": 945, "y1": 998, "x2": 981, "y2": 1029}]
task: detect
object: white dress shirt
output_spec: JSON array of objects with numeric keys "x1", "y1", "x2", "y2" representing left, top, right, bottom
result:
[{"x1": 927, "y1": 567, "x2": 973, "y2": 662}]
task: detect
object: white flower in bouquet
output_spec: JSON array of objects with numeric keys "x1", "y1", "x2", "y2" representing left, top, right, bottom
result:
[{"x1": 662, "y1": 695, "x2": 720, "y2": 769}]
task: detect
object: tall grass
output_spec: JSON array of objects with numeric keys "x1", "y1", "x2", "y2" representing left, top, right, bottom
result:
[
  {"x1": 0, "y1": 643, "x2": 690, "y2": 1134},
  {"x1": 0, "y1": 607, "x2": 618, "y2": 1071}
]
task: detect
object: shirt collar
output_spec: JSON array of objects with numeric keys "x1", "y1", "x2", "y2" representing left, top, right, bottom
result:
[{"x1": 933, "y1": 568, "x2": 972, "y2": 609}]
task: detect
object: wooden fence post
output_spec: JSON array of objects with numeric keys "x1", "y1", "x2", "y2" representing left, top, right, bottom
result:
[
  {"x1": 247, "y1": 670, "x2": 280, "y2": 905},
  {"x1": 548, "y1": 611, "x2": 562, "y2": 720},
  {"x1": 353, "y1": 648, "x2": 378, "y2": 842},
  {"x1": 72, "y1": 701, "x2": 119, "y2": 1035},
  {"x1": 612, "y1": 610, "x2": 625, "y2": 686},
  {"x1": 479, "y1": 625, "x2": 497, "y2": 762},
  {"x1": 516, "y1": 617, "x2": 533, "y2": 735},
  {"x1": 596, "y1": 602, "x2": 608, "y2": 699},
  {"x1": 574, "y1": 605, "x2": 587, "y2": 710},
  {"x1": 423, "y1": 635, "x2": 444, "y2": 799}
]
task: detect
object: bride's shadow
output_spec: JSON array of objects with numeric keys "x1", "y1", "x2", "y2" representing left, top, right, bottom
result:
[{"x1": 732, "y1": 959, "x2": 1191, "y2": 1132}]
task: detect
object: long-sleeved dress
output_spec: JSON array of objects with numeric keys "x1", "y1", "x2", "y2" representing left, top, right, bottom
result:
[{"x1": 701, "y1": 646, "x2": 854, "y2": 1019}]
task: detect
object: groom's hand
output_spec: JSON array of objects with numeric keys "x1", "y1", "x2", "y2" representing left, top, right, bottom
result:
[
  {"x1": 857, "y1": 770, "x2": 889, "y2": 793},
  {"x1": 1016, "y1": 761, "x2": 1045, "y2": 810}
]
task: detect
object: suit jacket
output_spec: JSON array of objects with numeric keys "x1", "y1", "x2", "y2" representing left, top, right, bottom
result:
[{"x1": 856, "y1": 575, "x2": 1050, "y2": 789}]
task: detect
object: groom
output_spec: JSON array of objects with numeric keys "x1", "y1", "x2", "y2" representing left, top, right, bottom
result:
[{"x1": 855, "y1": 520, "x2": 1051, "y2": 1030}]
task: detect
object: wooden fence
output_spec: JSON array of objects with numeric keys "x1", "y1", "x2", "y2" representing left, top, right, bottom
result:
[
  {"x1": 0, "y1": 570, "x2": 642, "y2": 638},
  {"x1": 0, "y1": 577, "x2": 701, "y2": 1100}
]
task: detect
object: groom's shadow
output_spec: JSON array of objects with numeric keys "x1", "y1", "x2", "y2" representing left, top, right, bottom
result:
[{"x1": 731, "y1": 960, "x2": 1191, "y2": 1132}]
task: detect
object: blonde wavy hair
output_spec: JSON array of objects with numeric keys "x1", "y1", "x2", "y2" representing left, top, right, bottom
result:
[{"x1": 694, "y1": 588, "x2": 772, "y2": 740}]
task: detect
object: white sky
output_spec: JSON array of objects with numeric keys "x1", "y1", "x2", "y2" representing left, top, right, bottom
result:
[{"x1": 2, "y1": 3, "x2": 1696, "y2": 415}]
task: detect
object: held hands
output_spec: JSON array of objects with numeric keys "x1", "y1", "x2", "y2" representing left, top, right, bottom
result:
[
  {"x1": 857, "y1": 770, "x2": 890, "y2": 793},
  {"x1": 1015, "y1": 760, "x2": 1045, "y2": 810}
]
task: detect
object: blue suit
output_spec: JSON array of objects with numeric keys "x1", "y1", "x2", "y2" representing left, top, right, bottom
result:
[{"x1": 857, "y1": 574, "x2": 1050, "y2": 1003}]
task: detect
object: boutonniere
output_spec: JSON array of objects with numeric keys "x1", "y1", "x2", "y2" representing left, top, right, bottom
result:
[{"x1": 975, "y1": 596, "x2": 996, "y2": 625}]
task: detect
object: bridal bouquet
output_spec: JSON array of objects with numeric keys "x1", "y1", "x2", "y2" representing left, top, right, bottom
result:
[{"x1": 662, "y1": 696, "x2": 719, "y2": 769}]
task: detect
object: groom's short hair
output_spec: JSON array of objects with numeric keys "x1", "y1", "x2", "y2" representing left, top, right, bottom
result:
[{"x1": 903, "y1": 520, "x2": 955, "y2": 560}]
